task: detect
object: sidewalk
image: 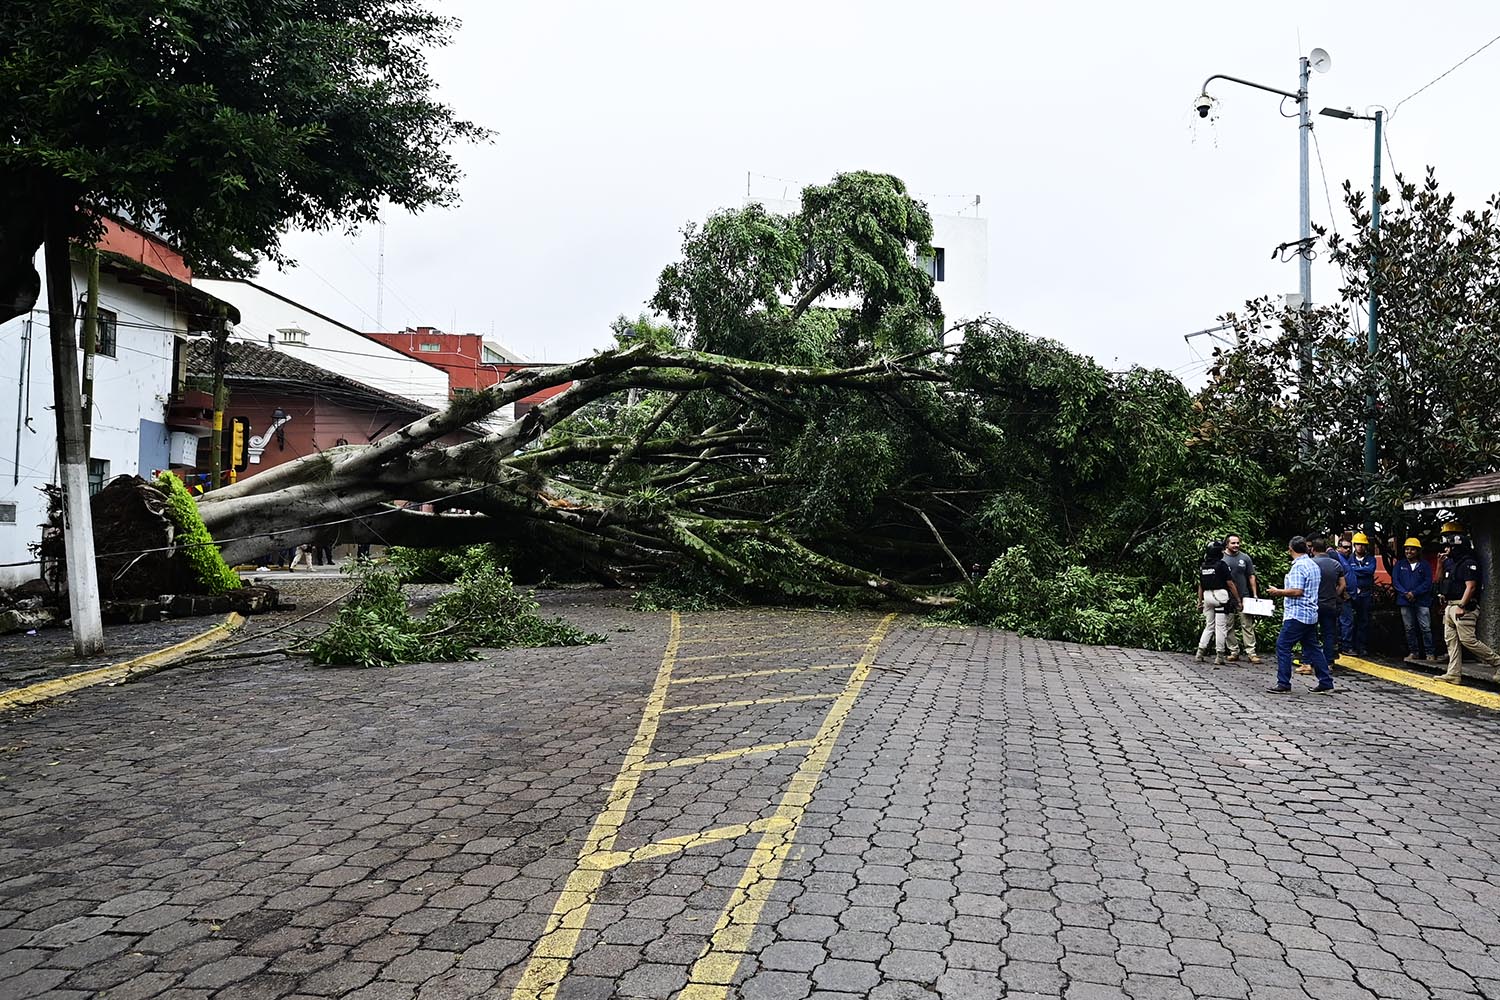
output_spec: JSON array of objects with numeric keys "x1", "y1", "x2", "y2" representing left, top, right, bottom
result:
[{"x1": 0, "y1": 615, "x2": 229, "y2": 692}]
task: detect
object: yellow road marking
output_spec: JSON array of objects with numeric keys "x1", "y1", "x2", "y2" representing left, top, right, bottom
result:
[
  {"x1": 680, "y1": 613, "x2": 897, "y2": 999},
  {"x1": 676, "y1": 632, "x2": 868, "y2": 645},
  {"x1": 677, "y1": 644, "x2": 862, "y2": 662},
  {"x1": 661, "y1": 693, "x2": 839, "y2": 715},
  {"x1": 510, "y1": 612, "x2": 898, "y2": 1000},
  {"x1": 671, "y1": 663, "x2": 852, "y2": 685},
  {"x1": 636, "y1": 739, "x2": 816, "y2": 772},
  {"x1": 509, "y1": 612, "x2": 682, "y2": 1000},
  {"x1": 0, "y1": 613, "x2": 245, "y2": 715},
  {"x1": 589, "y1": 815, "x2": 796, "y2": 870},
  {"x1": 1339, "y1": 654, "x2": 1500, "y2": 711}
]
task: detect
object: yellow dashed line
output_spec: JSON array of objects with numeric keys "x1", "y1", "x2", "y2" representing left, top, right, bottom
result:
[
  {"x1": 509, "y1": 612, "x2": 682, "y2": 1000},
  {"x1": 1339, "y1": 654, "x2": 1500, "y2": 711},
  {"x1": 635, "y1": 739, "x2": 816, "y2": 772},
  {"x1": 661, "y1": 693, "x2": 839, "y2": 715},
  {"x1": 0, "y1": 613, "x2": 245, "y2": 714},
  {"x1": 680, "y1": 613, "x2": 897, "y2": 999},
  {"x1": 670, "y1": 663, "x2": 852, "y2": 685}
]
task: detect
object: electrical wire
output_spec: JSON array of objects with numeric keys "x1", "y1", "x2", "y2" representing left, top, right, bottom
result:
[{"x1": 1391, "y1": 31, "x2": 1500, "y2": 119}]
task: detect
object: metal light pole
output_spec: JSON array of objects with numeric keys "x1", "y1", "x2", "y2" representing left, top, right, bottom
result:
[
  {"x1": 1196, "y1": 49, "x2": 1330, "y2": 453},
  {"x1": 1320, "y1": 106, "x2": 1383, "y2": 536}
]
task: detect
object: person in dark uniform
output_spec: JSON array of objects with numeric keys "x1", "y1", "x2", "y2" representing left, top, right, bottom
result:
[
  {"x1": 1308, "y1": 537, "x2": 1347, "y2": 672},
  {"x1": 1436, "y1": 535, "x2": 1500, "y2": 684}
]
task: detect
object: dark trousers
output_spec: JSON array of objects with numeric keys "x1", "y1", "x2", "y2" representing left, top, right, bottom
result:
[
  {"x1": 1276, "y1": 619, "x2": 1333, "y2": 689},
  {"x1": 1318, "y1": 609, "x2": 1341, "y2": 665},
  {"x1": 1349, "y1": 595, "x2": 1373, "y2": 654}
]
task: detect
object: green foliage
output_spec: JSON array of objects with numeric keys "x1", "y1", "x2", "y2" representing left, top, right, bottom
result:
[
  {"x1": 2, "y1": 0, "x2": 484, "y2": 288},
  {"x1": 383, "y1": 544, "x2": 516, "y2": 584},
  {"x1": 1199, "y1": 168, "x2": 1500, "y2": 545},
  {"x1": 309, "y1": 547, "x2": 602, "y2": 668},
  {"x1": 154, "y1": 472, "x2": 241, "y2": 594},
  {"x1": 630, "y1": 570, "x2": 742, "y2": 613},
  {"x1": 947, "y1": 547, "x2": 1201, "y2": 651}
]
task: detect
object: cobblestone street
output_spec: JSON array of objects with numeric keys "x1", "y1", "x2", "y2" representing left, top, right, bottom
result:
[{"x1": 3, "y1": 592, "x2": 1500, "y2": 1000}]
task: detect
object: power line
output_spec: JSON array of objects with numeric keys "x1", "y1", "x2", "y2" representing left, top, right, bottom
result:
[{"x1": 1391, "y1": 31, "x2": 1500, "y2": 119}]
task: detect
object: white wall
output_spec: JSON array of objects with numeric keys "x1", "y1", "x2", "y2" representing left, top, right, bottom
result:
[
  {"x1": 198, "y1": 279, "x2": 452, "y2": 413},
  {"x1": 0, "y1": 254, "x2": 183, "y2": 588},
  {"x1": 752, "y1": 197, "x2": 990, "y2": 330}
]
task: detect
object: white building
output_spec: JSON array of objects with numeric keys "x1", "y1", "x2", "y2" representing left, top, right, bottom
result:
[
  {"x1": 0, "y1": 224, "x2": 237, "y2": 588},
  {"x1": 197, "y1": 279, "x2": 452, "y2": 414},
  {"x1": 751, "y1": 195, "x2": 990, "y2": 329}
]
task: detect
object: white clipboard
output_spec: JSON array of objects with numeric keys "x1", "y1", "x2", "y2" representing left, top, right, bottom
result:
[{"x1": 1240, "y1": 597, "x2": 1276, "y2": 618}]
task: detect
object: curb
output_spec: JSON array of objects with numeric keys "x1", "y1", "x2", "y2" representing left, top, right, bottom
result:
[
  {"x1": 0, "y1": 612, "x2": 247, "y2": 715},
  {"x1": 1337, "y1": 653, "x2": 1500, "y2": 712}
]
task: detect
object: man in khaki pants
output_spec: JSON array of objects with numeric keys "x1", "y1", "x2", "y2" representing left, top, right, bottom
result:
[{"x1": 1437, "y1": 539, "x2": 1500, "y2": 684}]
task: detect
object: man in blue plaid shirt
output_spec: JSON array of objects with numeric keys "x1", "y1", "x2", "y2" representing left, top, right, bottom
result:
[{"x1": 1264, "y1": 535, "x2": 1335, "y2": 693}]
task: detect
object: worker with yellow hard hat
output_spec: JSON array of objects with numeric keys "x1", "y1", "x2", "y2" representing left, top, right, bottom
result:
[
  {"x1": 1392, "y1": 537, "x2": 1437, "y2": 663},
  {"x1": 1436, "y1": 528, "x2": 1500, "y2": 683},
  {"x1": 1342, "y1": 531, "x2": 1378, "y2": 655}
]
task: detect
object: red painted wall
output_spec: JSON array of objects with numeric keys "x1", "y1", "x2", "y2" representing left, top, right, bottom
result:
[
  {"x1": 365, "y1": 327, "x2": 570, "y2": 404},
  {"x1": 96, "y1": 218, "x2": 193, "y2": 282}
]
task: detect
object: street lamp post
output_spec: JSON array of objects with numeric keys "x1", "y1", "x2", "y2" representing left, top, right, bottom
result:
[
  {"x1": 1196, "y1": 50, "x2": 1330, "y2": 453},
  {"x1": 1320, "y1": 106, "x2": 1384, "y2": 537}
]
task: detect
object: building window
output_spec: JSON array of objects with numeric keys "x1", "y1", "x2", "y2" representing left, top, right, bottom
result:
[
  {"x1": 277, "y1": 327, "x2": 308, "y2": 345},
  {"x1": 419, "y1": 342, "x2": 442, "y2": 352},
  {"x1": 917, "y1": 248, "x2": 946, "y2": 282},
  {"x1": 77, "y1": 304, "x2": 118, "y2": 357},
  {"x1": 87, "y1": 459, "x2": 109, "y2": 497},
  {"x1": 453, "y1": 387, "x2": 474, "y2": 397},
  {"x1": 0, "y1": 501, "x2": 15, "y2": 524}
]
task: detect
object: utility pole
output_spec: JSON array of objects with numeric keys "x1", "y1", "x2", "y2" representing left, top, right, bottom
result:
[
  {"x1": 1196, "y1": 47, "x2": 1329, "y2": 456},
  {"x1": 1319, "y1": 105, "x2": 1384, "y2": 536},
  {"x1": 208, "y1": 309, "x2": 229, "y2": 490},
  {"x1": 1365, "y1": 110, "x2": 1383, "y2": 539},
  {"x1": 80, "y1": 246, "x2": 99, "y2": 457},
  {"x1": 43, "y1": 205, "x2": 104, "y2": 655}
]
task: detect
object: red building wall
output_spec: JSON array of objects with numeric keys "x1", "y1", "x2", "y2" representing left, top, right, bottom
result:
[{"x1": 365, "y1": 327, "x2": 571, "y2": 407}]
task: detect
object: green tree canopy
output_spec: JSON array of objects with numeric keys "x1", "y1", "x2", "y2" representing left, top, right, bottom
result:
[
  {"x1": 1198, "y1": 168, "x2": 1500, "y2": 543},
  {"x1": 1, "y1": 0, "x2": 485, "y2": 319}
]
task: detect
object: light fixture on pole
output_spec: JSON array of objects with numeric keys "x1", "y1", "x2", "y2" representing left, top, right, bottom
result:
[
  {"x1": 1194, "y1": 48, "x2": 1330, "y2": 454},
  {"x1": 1319, "y1": 105, "x2": 1384, "y2": 538}
]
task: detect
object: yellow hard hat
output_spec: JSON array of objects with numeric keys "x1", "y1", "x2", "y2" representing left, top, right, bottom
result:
[
  {"x1": 1351, "y1": 532, "x2": 1370, "y2": 544},
  {"x1": 1441, "y1": 521, "x2": 1464, "y2": 534},
  {"x1": 1403, "y1": 537, "x2": 1422, "y2": 548}
]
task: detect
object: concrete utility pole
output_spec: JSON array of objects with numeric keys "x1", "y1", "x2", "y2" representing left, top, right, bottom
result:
[
  {"x1": 1196, "y1": 48, "x2": 1329, "y2": 455},
  {"x1": 42, "y1": 207, "x2": 104, "y2": 655}
]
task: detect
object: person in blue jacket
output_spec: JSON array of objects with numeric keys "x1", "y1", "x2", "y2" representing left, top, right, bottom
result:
[
  {"x1": 1342, "y1": 531, "x2": 1378, "y2": 655},
  {"x1": 1392, "y1": 537, "x2": 1437, "y2": 662}
]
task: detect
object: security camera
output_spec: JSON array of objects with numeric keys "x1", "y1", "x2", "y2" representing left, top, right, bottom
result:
[{"x1": 1194, "y1": 94, "x2": 1213, "y2": 118}]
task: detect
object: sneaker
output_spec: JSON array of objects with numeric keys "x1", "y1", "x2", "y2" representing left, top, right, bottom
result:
[
  {"x1": 1225, "y1": 653, "x2": 1240, "y2": 663},
  {"x1": 1214, "y1": 654, "x2": 1225, "y2": 666},
  {"x1": 1309, "y1": 685, "x2": 1335, "y2": 694},
  {"x1": 1267, "y1": 684, "x2": 1292, "y2": 693},
  {"x1": 1194, "y1": 648, "x2": 1207, "y2": 663},
  {"x1": 1248, "y1": 655, "x2": 1262, "y2": 664},
  {"x1": 1294, "y1": 664, "x2": 1314, "y2": 675},
  {"x1": 1436, "y1": 674, "x2": 1463, "y2": 685}
]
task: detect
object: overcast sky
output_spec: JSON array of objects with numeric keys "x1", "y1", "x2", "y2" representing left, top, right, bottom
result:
[{"x1": 266, "y1": 2, "x2": 1500, "y2": 382}]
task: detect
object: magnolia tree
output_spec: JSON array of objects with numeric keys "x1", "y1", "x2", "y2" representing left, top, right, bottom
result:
[{"x1": 1198, "y1": 168, "x2": 1500, "y2": 543}]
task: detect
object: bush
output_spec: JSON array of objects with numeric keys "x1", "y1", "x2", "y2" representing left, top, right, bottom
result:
[
  {"x1": 309, "y1": 546, "x2": 602, "y2": 667},
  {"x1": 946, "y1": 546, "x2": 1201, "y2": 651},
  {"x1": 154, "y1": 472, "x2": 241, "y2": 594}
]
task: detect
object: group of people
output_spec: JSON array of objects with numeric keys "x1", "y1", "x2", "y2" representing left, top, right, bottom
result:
[{"x1": 1195, "y1": 528, "x2": 1498, "y2": 691}]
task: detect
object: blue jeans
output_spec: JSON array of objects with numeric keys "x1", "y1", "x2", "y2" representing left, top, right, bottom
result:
[
  {"x1": 1399, "y1": 605, "x2": 1434, "y2": 658},
  {"x1": 1349, "y1": 595, "x2": 1373, "y2": 654},
  {"x1": 1276, "y1": 619, "x2": 1333, "y2": 688},
  {"x1": 1318, "y1": 609, "x2": 1341, "y2": 664},
  {"x1": 1338, "y1": 602, "x2": 1353, "y2": 650}
]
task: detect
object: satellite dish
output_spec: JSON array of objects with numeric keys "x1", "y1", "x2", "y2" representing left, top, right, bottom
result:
[{"x1": 1309, "y1": 48, "x2": 1332, "y2": 73}]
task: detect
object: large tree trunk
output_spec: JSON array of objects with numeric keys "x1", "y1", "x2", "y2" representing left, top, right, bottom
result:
[{"x1": 192, "y1": 345, "x2": 958, "y2": 605}]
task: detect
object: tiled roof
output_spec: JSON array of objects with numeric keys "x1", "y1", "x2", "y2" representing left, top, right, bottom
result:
[
  {"x1": 1405, "y1": 471, "x2": 1500, "y2": 511},
  {"x1": 185, "y1": 339, "x2": 434, "y2": 416}
]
